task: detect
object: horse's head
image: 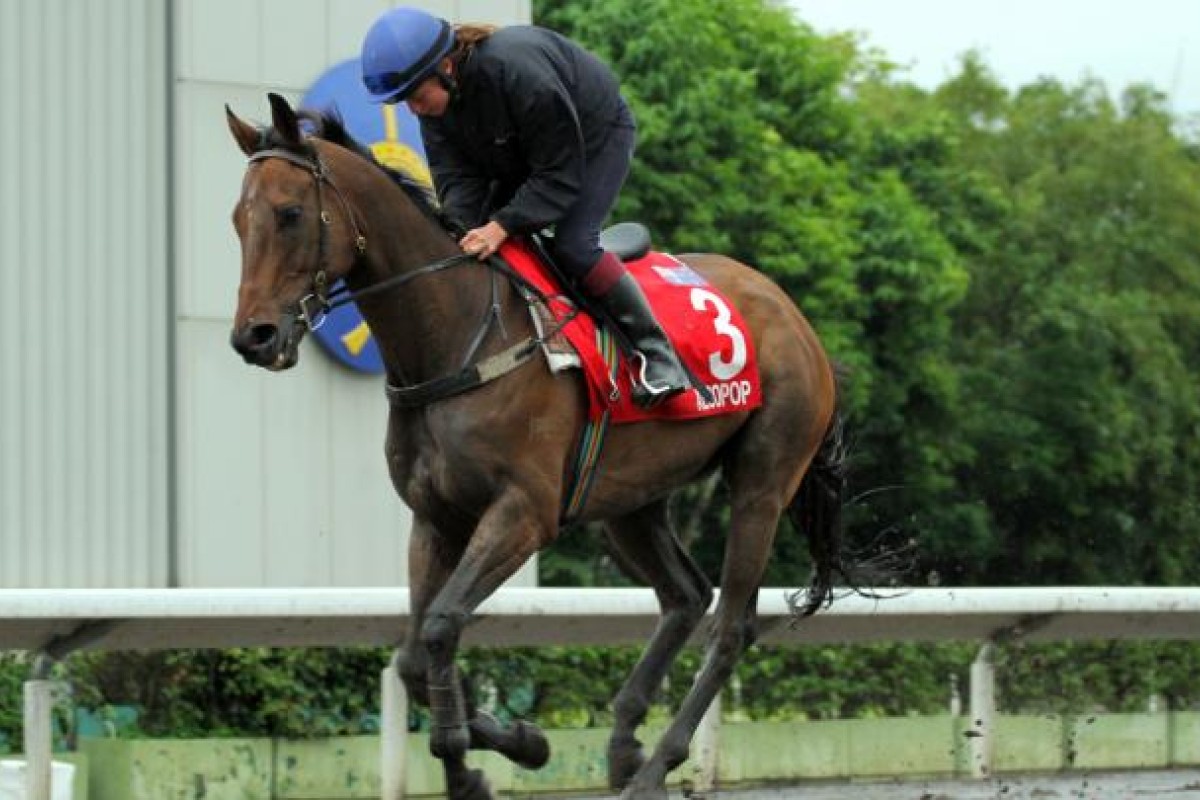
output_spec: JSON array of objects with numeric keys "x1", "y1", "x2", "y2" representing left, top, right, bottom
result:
[{"x1": 225, "y1": 93, "x2": 364, "y2": 370}]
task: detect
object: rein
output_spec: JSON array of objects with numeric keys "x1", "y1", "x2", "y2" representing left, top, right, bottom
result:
[{"x1": 246, "y1": 145, "x2": 561, "y2": 409}]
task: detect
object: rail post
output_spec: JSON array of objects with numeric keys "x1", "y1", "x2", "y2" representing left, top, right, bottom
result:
[
  {"x1": 22, "y1": 655, "x2": 55, "y2": 800},
  {"x1": 692, "y1": 693, "x2": 721, "y2": 793},
  {"x1": 381, "y1": 653, "x2": 408, "y2": 800},
  {"x1": 968, "y1": 642, "x2": 996, "y2": 779}
]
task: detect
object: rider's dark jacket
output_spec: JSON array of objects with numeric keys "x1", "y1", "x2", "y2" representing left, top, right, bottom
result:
[{"x1": 419, "y1": 25, "x2": 630, "y2": 235}]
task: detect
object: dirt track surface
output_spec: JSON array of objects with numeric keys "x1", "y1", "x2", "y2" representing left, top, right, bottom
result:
[{"x1": 672, "y1": 769, "x2": 1200, "y2": 799}]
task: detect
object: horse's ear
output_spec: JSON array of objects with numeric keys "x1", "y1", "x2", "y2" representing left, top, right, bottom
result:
[
  {"x1": 225, "y1": 105, "x2": 259, "y2": 157},
  {"x1": 267, "y1": 92, "x2": 302, "y2": 146}
]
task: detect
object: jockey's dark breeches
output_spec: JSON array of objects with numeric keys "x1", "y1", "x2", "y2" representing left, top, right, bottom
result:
[{"x1": 549, "y1": 104, "x2": 636, "y2": 281}]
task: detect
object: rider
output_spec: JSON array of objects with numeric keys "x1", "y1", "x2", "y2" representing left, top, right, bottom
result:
[{"x1": 360, "y1": 7, "x2": 689, "y2": 408}]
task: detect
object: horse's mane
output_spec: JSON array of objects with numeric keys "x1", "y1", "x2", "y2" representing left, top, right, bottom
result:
[{"x1": 257, "y1": 108, "x2": 459, "y2": 233}]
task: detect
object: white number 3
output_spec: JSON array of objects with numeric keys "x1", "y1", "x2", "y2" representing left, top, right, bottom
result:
[{"x1": 690, "y1": 288, "x2": 747, "y2": 381}]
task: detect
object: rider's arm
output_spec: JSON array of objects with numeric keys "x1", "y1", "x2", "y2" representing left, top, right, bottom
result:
[{"x1": 420, "y1": 117, "x2": 492, "y2": 230}]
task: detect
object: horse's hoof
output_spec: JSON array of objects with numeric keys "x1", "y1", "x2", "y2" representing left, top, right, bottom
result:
[
  {"x1": 469, "y1": 712, "x2": 552, "y2": 770},
  {"x1": 511, "y1": 720, "x2": 551, "y2": 770},
  {"x1": 607, "y1": 742, "x2": 646, "y2": 791},
  {"x1": 449, "y1": 767, "x2": 494, "y2": 800}
]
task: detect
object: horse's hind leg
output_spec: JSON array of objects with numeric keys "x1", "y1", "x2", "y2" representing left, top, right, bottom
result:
[
  {"x1": 619, "y1": 424, "x2": 817, "y2": 799},
  {"x1": 602, "y1": 500, "x2": 714, "y2": 791},
  {"x1": 619, "y1": 496, "x2": 786, "y2": 800}
]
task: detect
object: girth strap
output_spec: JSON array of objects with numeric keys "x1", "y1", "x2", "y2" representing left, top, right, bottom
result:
[{"x1": 385, "y1": 337, "x2": 539, "y2": 408}]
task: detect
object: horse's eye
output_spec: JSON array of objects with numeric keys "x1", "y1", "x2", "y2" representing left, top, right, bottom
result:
[{"x1": 277, "y1": 205, "x2": 303, "y2": 228}]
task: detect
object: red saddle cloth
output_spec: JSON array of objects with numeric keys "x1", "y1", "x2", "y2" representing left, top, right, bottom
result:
[{"x1": 500, "y1": 239, "x2": 762, "y2": 423}]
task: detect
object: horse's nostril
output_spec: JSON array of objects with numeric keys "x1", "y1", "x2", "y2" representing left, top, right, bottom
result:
[
  {"x1": 247, "y1": 323, "x2": 279, "y2": 348},
  {"x1": 232, "y1": 322, "x2": 281, "y2": 363}
]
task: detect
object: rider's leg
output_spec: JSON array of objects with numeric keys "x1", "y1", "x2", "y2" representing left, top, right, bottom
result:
[
  {"x1": 551, "y1": 110, "x2": 688, "y2": 407},
  {"x1": 579, "y1": 253, "x2": 689, "y2": 407}
]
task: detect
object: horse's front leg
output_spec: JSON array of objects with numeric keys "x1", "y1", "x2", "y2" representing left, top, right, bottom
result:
[
  {"x1": 400, "y1": 515, "x2": 550, "y2": 773},
  {"x1": 466, "y1": 703, "x2": 551, "y2": 769},
  {"x1": 395, "y1": 515, "x2": 460, "y2": 709},
  {"x1": 422, "y1": 486, "x2": 554, "y2": 800},
  {"x1": 397, "y1": 518, "x2": 494, "y2": 800}
]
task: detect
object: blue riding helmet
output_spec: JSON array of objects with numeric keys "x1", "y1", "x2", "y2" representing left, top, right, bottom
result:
[{"x1": 361, "y1": 7, "x2": 455, "y2": 104}]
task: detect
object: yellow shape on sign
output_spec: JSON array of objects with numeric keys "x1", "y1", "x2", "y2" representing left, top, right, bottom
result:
[
  {"x1": 370, "y1": 105, "x2": 433, "y2": 186},
  {"x1": 341, "y1": 321, "x2": 373, "y2": 357}
]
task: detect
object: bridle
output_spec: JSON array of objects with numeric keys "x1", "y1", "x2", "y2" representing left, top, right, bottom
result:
[
  {"x1": 246, "y1": 145, "x2": 492, "y2": 329},
  {"x1": 247, "y1": 146, "x2": 370, "y2": 330},
  {"x1": 243, "y1": 145, "x2": 566, "y2": 407}
]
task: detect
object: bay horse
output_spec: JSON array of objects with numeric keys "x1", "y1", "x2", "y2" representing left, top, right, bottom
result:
[{"x1": 226, "y1": 93, "x2": 849, "y2": 800}]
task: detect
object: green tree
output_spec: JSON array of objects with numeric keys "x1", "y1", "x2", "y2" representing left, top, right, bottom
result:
[
  {"x1": 929, "y1": 61, "x2": 1200, "y2": 583},
  {"x1": 534, "y1": 1, "x2": 1200, "y2": 589}
]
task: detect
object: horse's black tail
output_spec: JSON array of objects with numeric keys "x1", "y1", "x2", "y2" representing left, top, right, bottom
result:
[{"x1": 786, "y1": 410, "x2": 850, "y2": 618}]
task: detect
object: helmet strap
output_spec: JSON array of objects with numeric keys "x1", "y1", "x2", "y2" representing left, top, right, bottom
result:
[{"x1": 435, "y1": 66, "x2": 459, "y2": 101}]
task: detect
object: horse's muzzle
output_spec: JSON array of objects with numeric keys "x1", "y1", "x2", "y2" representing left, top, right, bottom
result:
[{"x1": 230, "y1": 319, "x2": 298, "y2": 370}]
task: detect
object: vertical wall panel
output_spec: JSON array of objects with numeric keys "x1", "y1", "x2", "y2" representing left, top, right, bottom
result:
[
  {"x1": 175, "y1": 0, "x2": 534, "y2": 588},
  {"x1": 179, "y1": 0, "x2": 262, "y2": 86},
  {"x1": 325, "y1": 0, "x2": 393, "y2": 63},
  {"x1": 260, "y1": 0, "x2": 328, "y2": 88},
  {"x1": 0, "y1": 0, "x2": 170, "y2": 587},
  {"x1": 0, "y1": 0, "x2": 18, "y2": 587},
  {"x1": 457, "y1": 0, "x2": 530, "y2": 26},
  {"x1": 0, "y1": 0, "x2": 534, "y2": 590}
]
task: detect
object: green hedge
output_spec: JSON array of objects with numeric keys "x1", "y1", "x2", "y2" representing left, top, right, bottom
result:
[
  {"x1": 0, "y1": 652, "x2": 24, "y2": 751},
  {"x1": 4, "y1": 640, "x2": 1200, "y2": 748}
]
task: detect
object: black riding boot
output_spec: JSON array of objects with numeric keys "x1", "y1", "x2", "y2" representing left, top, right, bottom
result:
[{"x1": 589, "y1": 270, "x2": 690, "y2": 408}]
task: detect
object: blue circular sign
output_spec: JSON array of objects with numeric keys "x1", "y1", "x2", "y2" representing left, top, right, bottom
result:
[{"x1": 302, "y1": 59, "x2": 431, "y2": 374}]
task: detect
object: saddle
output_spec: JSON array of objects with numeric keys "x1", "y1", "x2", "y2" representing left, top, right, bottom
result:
[
  {"x1": 500, "y1": 224, "x2": 763, "y2": 425},
  {"x1": 527, "y1": 222, "x2": 652, "y2": 329}
]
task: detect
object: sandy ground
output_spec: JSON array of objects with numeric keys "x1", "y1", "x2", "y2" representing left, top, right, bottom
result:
[{"x1": 667, "y1": 769, "x2": 1200, "y2": 799}]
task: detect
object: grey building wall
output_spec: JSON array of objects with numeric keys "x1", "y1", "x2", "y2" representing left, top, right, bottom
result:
[
  {"x1": 1, "y1": 0, "x2": 533, "y2": 589},
  {"x1": 0, "y1": 0, "x2": 171, "y2": 588},
  {"x1": 174, "y1": 0, "x2": 536, "y2": 587}
]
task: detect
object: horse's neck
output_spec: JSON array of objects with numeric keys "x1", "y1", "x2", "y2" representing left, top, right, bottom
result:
[{"x1": 346, "y1": 179, "x2": 499, "y2": 386}]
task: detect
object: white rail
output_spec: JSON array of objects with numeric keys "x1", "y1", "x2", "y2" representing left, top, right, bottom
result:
[{"x1": 3, "y1": 586, "x2": 1200, "y2": 799}]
